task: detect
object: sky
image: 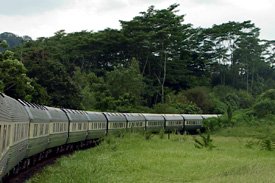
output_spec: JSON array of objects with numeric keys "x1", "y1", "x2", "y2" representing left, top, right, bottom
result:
[{"x1": 0, "y1": 0, "x2": 274, "y2": 40}]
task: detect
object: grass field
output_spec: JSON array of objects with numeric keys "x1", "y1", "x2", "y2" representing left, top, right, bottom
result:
[{"x1": 27, "y1": 126, "x2": 275, "y2": 183}]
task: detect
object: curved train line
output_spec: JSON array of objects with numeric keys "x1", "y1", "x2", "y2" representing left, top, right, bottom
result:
[{"x1": 0, "y1": 93, "x2": 219, "y2": 182}]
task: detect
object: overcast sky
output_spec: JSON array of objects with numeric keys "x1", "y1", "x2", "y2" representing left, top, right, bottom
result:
[{"x1": 0, "y1": 0, "x2": 274, "y2": 40}]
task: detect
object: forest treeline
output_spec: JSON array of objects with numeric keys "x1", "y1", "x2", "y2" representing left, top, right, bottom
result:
[{"x1": 0, "y1": 4, "x2": 275, "y2": 115}]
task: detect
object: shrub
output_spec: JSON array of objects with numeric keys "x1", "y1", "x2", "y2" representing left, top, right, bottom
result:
[
  {"x1": 224, "y1": 93, "x2": 240, "y2": 111},
  {"x1": 258, "y1": 89, "x2": 275, "y2": 101},
  {"x1": 203, "y1": 116, "x2": 229, "y2": 131},
  {"x1": 253, "y1": 100, "x2": 275, "y2": 117},
  {"x1": 194, "y1": 132, "x2": 215, "y2": 150},
  {"x1": 212, "y1": 85, "x2": 254, "y2": 110},
  {"x1": 153, "y1": 103, "x2": 179, "y2": 114},
  {"x1": 237, "y1": 90, "x2": 254, "y2": 108},
  {"x1": 144, "y1": 131, "x2": 153, "y2": 140},
  {"x1": 159, "y1": 129, "x2": 165, "y2": 139},
  {"x1": 184, "y1": 87, "x2": 214, "y2": 113},
  {"x1": 173, "y1": 102, "x2": 202, "y2": 114},
  {"x1": 260, "y1": 138, "x2": 274, "y2": 151}
]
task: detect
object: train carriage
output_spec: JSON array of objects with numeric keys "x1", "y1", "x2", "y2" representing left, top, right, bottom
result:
[
  {"x1": 103, "y1": 113, "x2": 127, "y2": 136},
  {"x1": 182, "y1": 114, "x2": 203, "y2": 132},
  {"x1": 163, "y1": 114, "x2": 184, "y2": 133},
  {"x1": 143, "y1": 113, "x2": 165, "y2": 133},
  {"x1": 62, "y1": 109, "x2": 89, "y2": 144},
  {"x1": 18, "y1": 100, "x2": 51, "y2": 158},
  {"x1": 86, "y1": 112, "x2": 107, "y2": 140},
  {"x1": 123, "y1": 113, "x2": 146, "y2": 132},
  {"x1": 0, "y1": 92, "x2": 222, "y2": 180},
  {"x1": 201, "y1": 114, "x2": 220, "y2": 119},
  {"x1": 0, "y1": 94, "x2": 29, "y2": 180},
  {"x1": 46, "y1": 107, "x2": 69, "y2": 149}
]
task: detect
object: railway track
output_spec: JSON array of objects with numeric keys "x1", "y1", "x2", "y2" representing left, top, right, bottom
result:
[{"x1": 3, "y1": 142, "x2": 99, "y2": 183}]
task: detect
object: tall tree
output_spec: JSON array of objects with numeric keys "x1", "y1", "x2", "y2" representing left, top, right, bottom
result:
[
  {"x1": 0, "y1": 50, "x2": 34, "y2": 100},
  {"x1": 121, "y1": 4, "x2": 192, "y2": 103},
  {"x1": 106, "y1": 58, "x2": 144, "y2": 105}
]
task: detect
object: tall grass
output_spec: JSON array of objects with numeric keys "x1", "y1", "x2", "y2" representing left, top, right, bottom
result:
[{"x1": 28, "y1": 131, "x2": 275, "y2": 183}]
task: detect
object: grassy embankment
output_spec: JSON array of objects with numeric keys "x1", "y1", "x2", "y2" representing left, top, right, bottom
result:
[{"x1": 28, "y1": 125, "x2": 275, "y2": 183}]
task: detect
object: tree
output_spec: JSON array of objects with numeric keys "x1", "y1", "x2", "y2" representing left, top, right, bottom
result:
[
  {"x1": 0, "y1": 50, "x2": 34, "y2": 100},
  {"x1": 26, "y1": 58, "x2": 82, "y2": 108},
  {"x1": 121, "y1": 4, "x2": 192, "y2": 103},
  {"x1": 105, "y1": 58, "x2": 144, "y2": 105}
]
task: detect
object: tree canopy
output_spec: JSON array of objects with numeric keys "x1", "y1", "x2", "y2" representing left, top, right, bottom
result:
[{"x1": 1, "y1": 4, "x2": 274, "y2": 114}]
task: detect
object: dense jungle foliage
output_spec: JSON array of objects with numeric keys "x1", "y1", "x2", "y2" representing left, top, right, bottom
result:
[{"x1": 0, "y1": 4, "x2": 275, "y2": 117}]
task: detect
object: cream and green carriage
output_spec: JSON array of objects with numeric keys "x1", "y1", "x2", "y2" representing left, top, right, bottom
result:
[
  {"x1": 0, "y1": 94, "x2": 29, "y2": 180},
  {"x1": 123, "y1": 113, "x2": 145, "y2": 133},
  {"x1": 143, "y1": 113, "x2": 165, "y2": 133},
  {"x1": 86, "y1": 112, "x2": 107, "y2": 140}
]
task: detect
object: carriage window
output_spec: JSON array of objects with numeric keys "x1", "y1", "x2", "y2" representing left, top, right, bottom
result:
[
  {"x1": 53, "y1": 123, "x2": 56, "y2": 133},
  {"x1": 20, "y1": 124, "x2": 23, "y2": 139},
  {"x1": 26, "y1": 124, "x2": 29, "y2": 138},
  {"x1": 72, "y1": 123, "x2": 76, "y2": 131},
  {"x1": 34, "y1": 124, "x2": 38, "y2": 137},
  {"x1": 17, "y1": 124, "x2": 19, "y2": 140},
  {"x1": 2, "y1": 125, "x2": 7, "y2": 152},
  {"x1": 40, "y1": 124, "x2": 44, "y2": 136},
  {"x1": 78, "y1": 123, "x2": 81, "y2": 130},
  {"x1": 7, "y1": 125, "x2": 11, "y2": 146},
  {"x1": 45, "y1": 124, "x2": 49, "y2": 134},
  {"x1": 22, "y1": 124, "x2": 24, "y2": 139},
  {"x1": 0, "y1": 125, "x2": 2, "y2": 153},
  {"x1": 13, "y1": 124, "x2": 17, "y2": 142}
]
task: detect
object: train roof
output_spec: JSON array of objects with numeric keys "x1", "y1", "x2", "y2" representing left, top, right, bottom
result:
[
  {"x1": 18, "y1": 99, "x2": 50, "y2": 123},
  {"x1": 0, "y1": 93, "x2": 29, "y2": 123},
  {"x1": 162, "y1": 114, "x2": 184, "y2": 121},
  {"x1": 181, "y1": 114, "x2": 203, "y2": 120},
  {"x1": 86, "y1": 111, "x2": 107, "y2": 122},
  {"x1": 45, "y1": 106, "x2": 68, "y2": 122},
  {"x1": 123, "y1": 113, "x2": 146, "y2": 121},
  {"x1": 142, "y1": 113, "x2": 165, "y2": 121},
  {"x1": 62, "y1": 108, "x2": 89, "y2": 122},
  {"x1": 103, "y1": 112, "x2": 127, "y2": 122},
  {"x1": 201, "y1": 114, "x2": 219, "y2": 119}
]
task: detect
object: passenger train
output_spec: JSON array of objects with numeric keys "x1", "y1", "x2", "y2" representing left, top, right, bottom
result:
[{"x1": 0, "y1": 93, "x2": 219, "y2": 181}]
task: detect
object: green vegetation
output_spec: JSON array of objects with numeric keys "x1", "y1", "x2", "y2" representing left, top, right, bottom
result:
[
  {"x1": 0, "y1": 4, "x2": 274, "y2": 113},
  {"x1": 28, "y1": 126, "x2": 275, "y2": 183},
  {"x1": 194, "y1": 132, "x2": 215, "y2": 150},
  {"x1": 0, "y1": 3, "x2": 274, "y2": 182}
]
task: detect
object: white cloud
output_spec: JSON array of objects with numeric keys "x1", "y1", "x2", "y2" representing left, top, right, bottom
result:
[{"x1": 0, "y1": 0, "x2": 66, "y2": 15}]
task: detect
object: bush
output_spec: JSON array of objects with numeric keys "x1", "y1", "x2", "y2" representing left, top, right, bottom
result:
[
  {"x1": 184, "y1": 87, "x2": 214, "y2": 113},
  {"x1": 224, "y1": 93, "x2": 240, "y2": 111},
  {"x1": 237, "y1": 90, "x2": 254, "y2": 108},
  {"x1": 212, "y1": 85, "x2": 254, "y2": 110},
  {"x1": 253, "y1": 100, "x2": 275, "y2": 118},
  {"x1": 258, "y1": 89, "x2": 275, "y2": 101},
  {"x1": 260, "y1": 138, "x2": 274, "y2": 151},
  {"x1": 153, "y1": 102, "x2": 202, "y2": 114},
  {"x1": 203, "y1": 116, "x2": 230, "y2": 131},
  {"x1": 209, "y1": 93, "x2": 227, "y2": 114},
  {"x1": 193, "y1": 132, "x2": 215, "y2": 150},
  {"x1": 153, "y1": 103, "x2": 179, "y2": 114},
  {"x1": 159, "y1": 129, "x2": 165, "y2": 139},
  {"x1": 144, "y1": 131, "x2": 153, "y2": 140}
]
